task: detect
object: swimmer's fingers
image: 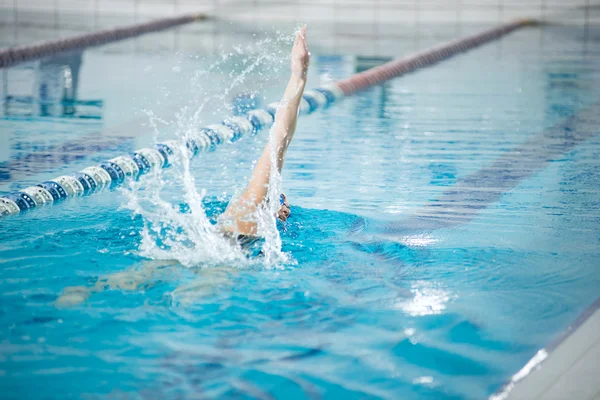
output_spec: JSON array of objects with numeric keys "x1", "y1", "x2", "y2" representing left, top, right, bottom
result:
[
  {"x1": 293, "y1": 26, "x2": 307, "y2": 52},
  {"x1": 291, "y1": 25, "x2": 310, "y2": 78},
  {"x1": 300, "y1": 25, "x2": 307, "y2": 49},
  {"x1": 294, "y1": 28, "x2": 301, "y2": 46},
  {"x1": 296, "y1": 26, "x2": 307, "y2": 51}
]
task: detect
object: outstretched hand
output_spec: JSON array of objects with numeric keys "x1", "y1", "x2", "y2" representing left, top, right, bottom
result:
[{"x1": 291, "y1": 25, "x2": 310, "y2": 80}]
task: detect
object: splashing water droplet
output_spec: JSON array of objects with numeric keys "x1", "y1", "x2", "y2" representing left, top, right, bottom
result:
[{"x1": 122, "y1": 29, "x2": 300, "y2": 269}]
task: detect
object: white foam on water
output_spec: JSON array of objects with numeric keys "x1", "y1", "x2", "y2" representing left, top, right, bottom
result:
[{"x1": 254, "y1": 125, "x2": 289, "y2": 267}]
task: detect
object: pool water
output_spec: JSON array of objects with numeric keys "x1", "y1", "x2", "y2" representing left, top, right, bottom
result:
[{"x1": 1, "y1": 21, "x2": 600, "y2": 399}]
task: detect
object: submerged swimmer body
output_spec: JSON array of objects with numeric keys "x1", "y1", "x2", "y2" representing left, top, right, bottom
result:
[{"x1": 56, "y1": 27, "x2": 310, "y2": 307}]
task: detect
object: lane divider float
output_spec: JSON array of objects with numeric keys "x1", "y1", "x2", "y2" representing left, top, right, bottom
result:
[
  {"x1": 0, "y1": 18, "x2": 535, "y2": 217},
  {"x1": 0, "y1": 13, "x2": 207, "y2": 69}
]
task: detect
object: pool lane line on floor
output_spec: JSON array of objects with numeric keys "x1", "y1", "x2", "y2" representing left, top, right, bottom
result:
[
  {"x1": 0, "y1": 18, "x2": 535, "y2": 217},
  {"x1": 0, "y1": 13, "x2": 208, "y2": 69},
  {"x1": 374, "y1": 98, "x2": 600, "y2": 236}
]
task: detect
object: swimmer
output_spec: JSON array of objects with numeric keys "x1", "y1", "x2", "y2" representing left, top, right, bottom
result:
[
  {"x1": 55, "y1": 259, "x2": 235, "y2": 307},
  {"x1": 56, "y1": 27, "x2": 310, "y2": 307},
  {"x1": 219, "y1": 25, "x2": 309, "y2": 238}
]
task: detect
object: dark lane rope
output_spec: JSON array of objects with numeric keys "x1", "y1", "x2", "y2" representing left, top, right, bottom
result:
[
  {"x1": 0, "y1": 13, "x2": 207, "y2": 69},
  {"x1": 335, "y1": 18, "x2": 536, "y2": 96}
]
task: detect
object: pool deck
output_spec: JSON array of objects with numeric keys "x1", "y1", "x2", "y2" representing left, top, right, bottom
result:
[{"x1": 501, "y1": 297, "x2": 600, "y2": 400}]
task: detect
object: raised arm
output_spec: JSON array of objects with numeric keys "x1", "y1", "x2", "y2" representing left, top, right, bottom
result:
[{"x1": 221, "y1": 26, "x2": 310, "y2": 236}]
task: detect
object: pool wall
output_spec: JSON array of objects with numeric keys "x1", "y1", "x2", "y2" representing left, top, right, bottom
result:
[
  {"x1": 0, "y1": 0, "x2": 595, "y2": 25},
  {"x1": 2, "y1": 1, "x2": 597, "y2": 56}
]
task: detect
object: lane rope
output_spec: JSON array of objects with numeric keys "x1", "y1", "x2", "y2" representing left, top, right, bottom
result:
[
  {"x1": 0, "y1": 18, "x2": 535, "y2": 217},
  {"x1": 0, "y1": 13, "x2": 207, "y2": 69}
]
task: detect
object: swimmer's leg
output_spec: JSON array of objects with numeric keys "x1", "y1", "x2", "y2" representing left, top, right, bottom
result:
[
  {"x1": 55, "y1": 259, "x2": 179, "y2": 307},
  {"x1": 169, "y1": 266, "x2": 236, "y2": 307},
  {"x1": 55, "y1": 261, "x2": 239, "y2": 308}
]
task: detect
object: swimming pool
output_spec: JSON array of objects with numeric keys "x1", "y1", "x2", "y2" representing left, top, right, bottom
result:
[{"x1": 1, "y1": 20, "x2": 600, "y2": 399}]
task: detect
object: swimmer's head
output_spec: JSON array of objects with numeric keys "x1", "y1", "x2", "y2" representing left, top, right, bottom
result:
[{"x1": 277, "y1": 193, "x2": 291, "y2": 222}]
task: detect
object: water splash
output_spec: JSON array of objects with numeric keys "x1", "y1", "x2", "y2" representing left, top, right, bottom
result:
[
  {"x1": 121, "y1": 29, "x2": 298, "y2": 269},
  {"x1": 122, "y1": 144, "x2": 249, "y2": 268},
  {"x1": 254, "y1": 128, "x2": 288, "y2": 267}
]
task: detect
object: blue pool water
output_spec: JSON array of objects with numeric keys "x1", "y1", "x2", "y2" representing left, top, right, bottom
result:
[{"x1": 1, "y1": 21, "x2": 600, "y2": 399}]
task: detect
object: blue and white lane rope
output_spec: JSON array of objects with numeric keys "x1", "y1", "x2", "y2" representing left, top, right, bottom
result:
[{"x1": 0, "y1": 86, "x2": 342, "y2": 216}]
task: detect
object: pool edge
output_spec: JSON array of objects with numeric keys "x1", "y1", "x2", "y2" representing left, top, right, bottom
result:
[{"x1": 496, "y1": 296, "x2": 600, "y2": 400}]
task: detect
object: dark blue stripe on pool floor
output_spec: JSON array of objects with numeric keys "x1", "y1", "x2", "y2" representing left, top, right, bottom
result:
[{"x1": 381, "y1": 101, "x2": 600, "y2": 234}]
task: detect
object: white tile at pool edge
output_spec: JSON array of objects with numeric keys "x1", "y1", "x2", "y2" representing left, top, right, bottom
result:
[
  {"x1": 506, "y1": 308, "x2": 600, "y2": 399},
  {"x1": 540, "y1": 337, "x2": 600, "y2": 400}
]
